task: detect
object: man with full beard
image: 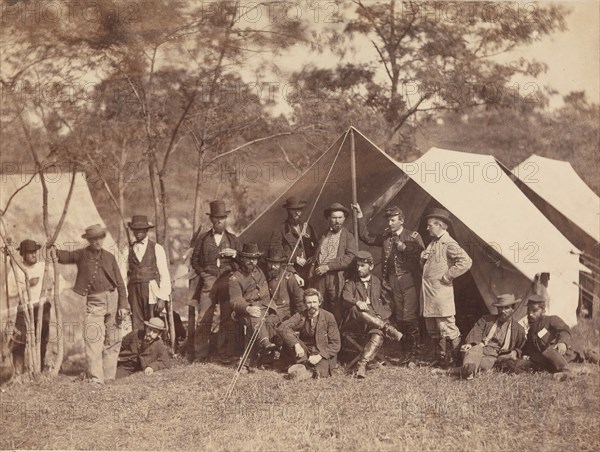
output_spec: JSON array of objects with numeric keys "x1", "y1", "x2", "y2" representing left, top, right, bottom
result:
[
  {"x1": 117, "y1": 317, "x2": 171, "y2": 378},
  {"x1": 265, "y1": 248, "x2": 304, "y2": 322}
]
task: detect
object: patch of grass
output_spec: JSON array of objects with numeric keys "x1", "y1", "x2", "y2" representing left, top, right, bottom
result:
[{"x1": 1, "y1": 358, "x2": 598, "y2": 451}]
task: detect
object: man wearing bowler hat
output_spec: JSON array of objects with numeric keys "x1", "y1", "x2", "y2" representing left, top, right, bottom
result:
[
  {"x1": 116, "y1": 316, "x2": 171, "y2": 378},
  {"x1": 51, "y1": 224, "x2": 128, "y2": 384},
  {"x1": 341, "y1": 251, "x2": 404, "y2": 378},
  {"x1": 352, "y1": 203, "x2": 425, "y2": 366},
  {"x1": 460, "y1": 294, "x2": 526, "y2": 380},
  {"x1": 310, "y1": 202, "x2": 357, "y2": 324},
  {"x1": 6, "y1": 239, "x2": 54, "y2": 374},
  {"x1": 269, "y1": 196, "x2": 318, "y2": 283},
  {"x1": 191, "y1": 200, "x2": 241, "y2": 362},
  {"x1": 420, "y1": 208, "x2": 472, "y2": 368},
  {"x1": 126, "y1": 215, "x2": 171, "y2": 333}
]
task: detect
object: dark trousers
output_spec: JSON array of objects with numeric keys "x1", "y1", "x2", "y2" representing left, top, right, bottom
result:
[
  {"x1": 312, "y1": 273, "x2": 344, "y2": 325},
  {"x1": 128, "y1": 282, "x2": 153, "y2": 333},
  {"x1": 12, "y1": 302, "x2": 51, "y2": 373},
  {"x1": 116, "y1": 360, "x2": 140, "y2": 379},
  {"x1": 286, "y1": 340, "x2": 336, "y2": 377}
]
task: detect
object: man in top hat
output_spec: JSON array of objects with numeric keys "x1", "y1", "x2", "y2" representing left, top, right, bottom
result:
[
  {"x1": 420, "y1": 208, "x2": 472, "y2": 368},
  {"x1": 191, "y1": 200, "x2": 241, "y2": 362},
  {"x1": 269, "y1": 196, "x2": 318, "y2": 283},
  {"x1": 341, "y1": 251, "x2": 404, "y2": 378},
  {"x1": 228, "y1": 243, "x2": 276, "y2": 370},
  {"x1": 116, "y1": 317, "x2": 171, "y2": 378},
  {"x1": 310, "y1": 202, "x2": 357, "y2": 324},
  {"x1": 265, "y1": 248, "x2": 304, "y2": 321},
  {"x1": 125, "y1": 215, "x2": 171, "y2": 333},
  {"x1": 351, "y1": 203, "x2": 425, "y2": 366},
  {"x1": 5, "y1": 239, "x2": 55, "y2": 374},
  {"x1": 51, "y1": 224, "x2": 128, "y2": 383},
  {"x1": 277, "y1": 288, "x2": 341, "y2": 378},
  {"x1": 460, "y1": 294, "x2": 526, "y2": 380}
]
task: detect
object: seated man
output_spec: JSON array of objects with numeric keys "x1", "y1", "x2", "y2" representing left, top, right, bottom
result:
[
  {"x1": 341, "y1": 251, "x2": 404, "y2": 378},
  {"x1": 277, "y1": 288, "x2": 341, "y2": 378},
  {"x1": 117, "y1": 317, "x2": 171, "y2": 378},
  {"x1": 509, "y1": 294, "x2": 595, "y2": 378},
  {"x1": 460, "y1": 294, "x2": 526, "y2": 380}
]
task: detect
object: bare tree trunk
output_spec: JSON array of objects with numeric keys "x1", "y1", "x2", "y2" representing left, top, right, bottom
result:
[{"x1": 48, "y1": 251, "x2": 63, "y2": 376}]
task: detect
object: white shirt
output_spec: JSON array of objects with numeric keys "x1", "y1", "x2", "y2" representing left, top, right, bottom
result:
[{"x1": 128, "y1": 236, "x2": 172, "y2": 303}]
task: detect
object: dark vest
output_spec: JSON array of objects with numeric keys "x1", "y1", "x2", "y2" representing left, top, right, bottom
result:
[{"x1": 128, "y1": 240, "x2": 160, "y2": 284}]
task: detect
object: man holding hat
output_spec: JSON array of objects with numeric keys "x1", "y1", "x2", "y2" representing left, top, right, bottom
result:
[
  {"x1": 460, "y1": 294, "x2": 526, "y2": 380},
  {"x1": 116, "y1": 317, "x2": 171, "y2": 378},
  {"x1": 191, "y1": 200, "x2": 241, "y2": 362},
  {"x1": 311, "y1": 202, "x2": 357, "y2": 324},
  {"x1": 6, "y1": 239, "x2": 53, "y2": 374},
  {"x1": 52, "y1": 224, "x2": 128, "y2": 383},
  {"x1": 125, "y1": 215, "x2": 171, "y2": 333},
  {"x1": 269, "y1": 196, "x2": 318, "y2": 283},
  {"x1": 341, "y1": 251, "x2": 404, "y2": 378},
  {"x1": 229, "y1": 243, "x2": 276, "y2": 370},
  {"x1": 351, "y1": 203, "x2": 425, "y2": 366},
  {"x1": 420, "y1": 208, "x2": 472, "y2": 368}
]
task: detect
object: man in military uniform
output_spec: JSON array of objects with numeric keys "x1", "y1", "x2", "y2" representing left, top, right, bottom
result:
[
  {"x1": 269, "y1": 196, "x2": 318, "y2": 283},
  {"x1": 352, "y1": 203, "x2": 425, "y2": 366},
  {"x1": 311, "y1": 203, "x2": 357, "y2": 324},
  {"x1": 265, "y1": 248, "x2": 304, "y2": 323},
  {"x1": 229, "y1": 243, "x2": 276, "y2": 371},
  {"x1": 341, "y1": 251, "x2": 404, "y2": 378}
]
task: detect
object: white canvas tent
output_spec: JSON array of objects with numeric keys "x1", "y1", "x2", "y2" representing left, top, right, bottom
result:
[
  {"x1": 511, "y1": 155, "x2": 600, "y2": 256},
  {"x1": 240, "y1": 128, "x2": 581, "y2": 327}
]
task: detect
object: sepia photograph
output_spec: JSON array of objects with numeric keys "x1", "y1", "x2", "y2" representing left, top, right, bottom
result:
[{"x1": 0, "y1": 1, "x2": 598, "y2": 450}]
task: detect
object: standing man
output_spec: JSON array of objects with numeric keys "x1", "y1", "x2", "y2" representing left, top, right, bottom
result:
[
  {"x1": 191, "y1": 200, "x2": 240, "y2": 362},
  {"x1": 420, "y1": 208, "x2": 472, "y2": 368},
  {"x1": 341, "y1": 251, "x2": 404, "y2": 378},
  {"x1": 269, "y1": 196, "x2": 318, "y2": 283},
  {"x1": 52, "y1": 224, "x2": 129, "y2": 384},
  {"x1": 126, "y1": 215, "x2": 171, "y2": 333},
  {"x1": 229, "y1": 243, "x2": 276, "y2": 370},
  {"x1": 311, "y1": 203, "x2": 357, "y2": 324},
  {"x1": 460, "y1": 294, "x2": 526, "y2": 380},
  {"x1": 277, "y1": 288, "x2": 341, "y2": 378},
  {"x1": 351, "y1": 203, "x2": 425, "y2": 366}
]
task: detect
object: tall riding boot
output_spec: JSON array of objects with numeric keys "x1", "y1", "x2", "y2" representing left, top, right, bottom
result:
[
  {"x1": 400, "y1": 321, "x2": 419, "y2": 365},
  {"x1": 358, "y1": 311, "x2": 403, "y2": 342},
  {"x1": 356, "y1": 334, "x2": 384, "y2": 379},
  {"x1": 447, "y1": 336, "x2": 462, "y2": 368},
  {"x1": 434, "y1": 337, "x2": 447, "y2": 368}
]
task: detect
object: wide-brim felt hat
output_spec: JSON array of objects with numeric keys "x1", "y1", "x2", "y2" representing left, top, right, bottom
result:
[
  {"x1": 282, "y1": 196, "x2": 307, "y2": 209},
  {"x1": 17, "y1": 239, "x2": 41, "y2": 253},
  {"x1": 144, "y1": 317, "x2": 167, "y2": 331},
  {"x1": 287, "y1": 363, "x2": 313, "y2": 381},
  {"x1": 265, "y1": 248, "x2": 288, "y2": 263},
  {"x1": 81, "y1": 224, "x2": 107, "y2": 240},
  {"x1": 239, "y1": 243, "x2": 262, "y2": 258},
  {"x1": 425, "y1": 208, "x2": 452, "y2": 224},
  {"x1": 207, "y1": 200, "x2": 230, "y2": 217},
  {"x1": 323, "y1": 202, "x2": 350, "y2": 217},
  {"x1": 128, "y1": 215, "x2": 155, "y2": 230},
  {"x1": 493, "y1": 293, "x2": 521, "y2": 307}
]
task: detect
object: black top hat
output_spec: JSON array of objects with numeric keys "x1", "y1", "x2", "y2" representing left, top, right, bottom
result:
[
  {"x1": 239, "y1": 243, "x2": 262, "y2": 258},
  {"x1": 282, "y1": 196, "x2": 307, "y2": 210},
  {"x1": 206, "y1": 200, "x2": 230, "y2": 217},
  {"x1": 128, "y1": 215, "x2": 155, "y2": 230},
  {"x1": 17, "y1": 239, "x2": 41, "y2": 254},
  {"x1": 265, "y1": 248, "x2": 288, "y2": 263},
  {"x1": 81, "y1": 224, "x2": 107, "y2": 240},
  {"x1": 356, "y1": 250, "x2": 374, "y2": 264},
  {"x1": 425, "y1": 208, "x2": 452, "y2": 225},
  {"x1": 384, "y1": 206, "x2": 404, "y2": 218},
  {"x1": 493, "y1": 293, "x2": 521, "y2": 307},
  {"x1": 323, "y1": 202, "x2": 350, "y2": 218}
]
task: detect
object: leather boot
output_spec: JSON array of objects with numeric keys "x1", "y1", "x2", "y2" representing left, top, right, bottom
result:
[
  {"x1": 400, "y1": 321, "x2": 419, "y2": 365},
  {"x1": 358, "y1": 311, "x2": 403, "y2": 342},
  {"x1": 446, "y1": 337, "x2": 461, "y2": 368},
  {"x1": 433, "y1": 337, "x2": 447, "y2": 368},
  {"x1": 356, "y1": 334, "x2": 383, "y2": 378}
]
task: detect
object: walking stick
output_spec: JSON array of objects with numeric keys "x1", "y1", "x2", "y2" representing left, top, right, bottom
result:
[{"x1": 167, "y1": 295, "x2": 177, "y2": 355}]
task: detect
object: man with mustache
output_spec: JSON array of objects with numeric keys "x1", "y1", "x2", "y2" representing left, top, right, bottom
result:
[
  {"x1": 116, "y1": 317, "x2": 171, "y2": 378},
  {"x1": 269, "y1": 196, "x2": 317, "y2": 283},
  {"x1": 265, "y1": 248, "x2": 304, "y2": 321},
  {"x1": 311, "y1": 203, "x2": 357, "y2": 324},
  {"x1": 277, "y1": 288, "x2": 341, "y2": 378},
  {"x1": 459, "y1": 294, "x2": 526, "y2": 380}
]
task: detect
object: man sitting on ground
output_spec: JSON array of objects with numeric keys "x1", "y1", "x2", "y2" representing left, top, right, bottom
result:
[
  {"x1": 117, "y1": 317, "x2": 171, "y2": 378},
  {"x1": 341, "y1": 251, "x2": 404, "y2": 378},
  {"x1": 460, "y1": 294, "x2": 526, "y2": 380}
]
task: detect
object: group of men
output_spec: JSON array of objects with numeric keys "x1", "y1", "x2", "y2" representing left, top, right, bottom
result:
[{"x1": 5, "y1": 197, "x2": 595, "y2": 383}]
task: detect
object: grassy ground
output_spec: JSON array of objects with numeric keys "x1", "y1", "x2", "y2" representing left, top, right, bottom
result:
[{"x1": 1, "y1": 354, "x2": 599, "y2": 451}]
